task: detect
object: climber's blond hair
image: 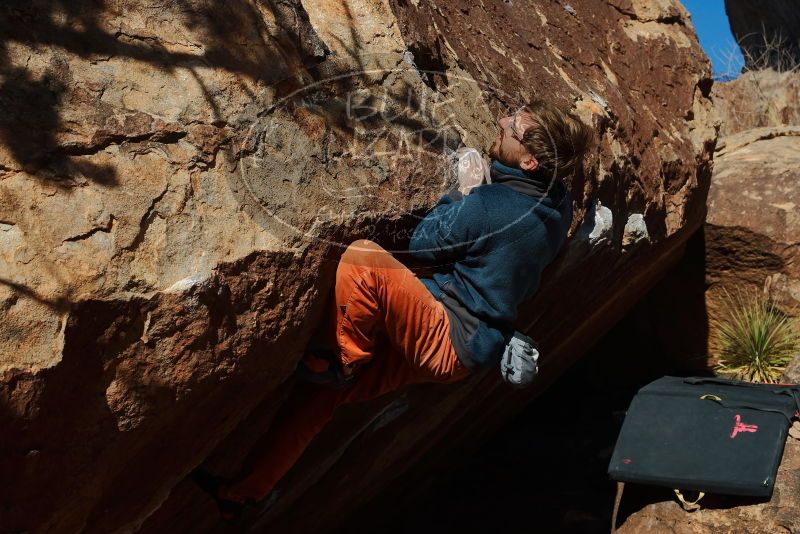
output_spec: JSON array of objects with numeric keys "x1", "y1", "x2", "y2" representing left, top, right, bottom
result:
[{"x1": 520, "y1": 100, "x2": 593, "y2": 180}]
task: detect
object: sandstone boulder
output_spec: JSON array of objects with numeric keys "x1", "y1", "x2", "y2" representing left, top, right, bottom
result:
[
  {"x1": 782, "y1": 353, "x2": 800, "y2": 383},
  {"x1": 713, "y1": 70, "x2": 800, "y2": 136},
  {"x1": 705, "y1": 126, "x2": 800, "y2": 317},
  {"x1": 0, "y1": 0, "x2": 715, "y2": 531}
]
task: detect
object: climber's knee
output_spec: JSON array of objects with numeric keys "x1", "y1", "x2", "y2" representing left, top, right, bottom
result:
[
  {"x1": 341, "y1": 239, "x2": 388, "y2": 267},
  {"x1": 347, "y1": 239, "x2": 383, "y2": 254}
]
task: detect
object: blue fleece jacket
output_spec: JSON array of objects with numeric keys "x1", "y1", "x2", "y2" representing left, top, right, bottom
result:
[{"x1": 409, "y1": 161, "x2": 572, "y2": 369}]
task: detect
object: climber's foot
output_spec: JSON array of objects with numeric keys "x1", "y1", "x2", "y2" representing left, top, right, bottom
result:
[
  {"x1": 190, "y1": 469, "x2": 245, "y2": 522},
  {"x1": 296, "y1": 350, "x2": 357, "y2": 390}
]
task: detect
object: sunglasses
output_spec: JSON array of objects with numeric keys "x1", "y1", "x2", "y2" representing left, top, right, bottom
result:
[{"x1": 497, "y1": 106, "x2": 531, "y2": 142}]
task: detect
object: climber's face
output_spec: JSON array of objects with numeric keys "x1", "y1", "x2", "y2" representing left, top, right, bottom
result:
[{"x1": 488, "y1": 108, "x2": 539, "y2": 172}]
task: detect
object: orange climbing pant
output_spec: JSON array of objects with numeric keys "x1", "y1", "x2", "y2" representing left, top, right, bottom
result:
[{"x1": 221, "y1": 239, "x2": 470, "y2": 502}]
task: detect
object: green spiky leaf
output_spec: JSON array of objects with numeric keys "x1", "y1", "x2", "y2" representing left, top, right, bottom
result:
[{"x1": 712, "y1": 288, "x2": 800, "y2": 383}]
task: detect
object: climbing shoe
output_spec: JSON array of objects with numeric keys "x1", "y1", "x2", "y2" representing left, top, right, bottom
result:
[
  {"x1": 296, "y1": 349, "x2": 357, "y2": 390},
  {"x1": 190, "y1": 468, "x2": 246, "y2": 522}
]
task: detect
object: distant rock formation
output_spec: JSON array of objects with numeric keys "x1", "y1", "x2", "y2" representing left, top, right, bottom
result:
[
  {"x1": 0, "y1": 0, "x2": 715, "y2": 531},
  {"x1": 716, "y1": 1, "x2": 800, "y2": 137},
  {"x1": 725, "y1": 0, "x2": 800, "y2": 70},
  {"x1": 713, "y1": 70, "x2": 800, "y2": 136}
]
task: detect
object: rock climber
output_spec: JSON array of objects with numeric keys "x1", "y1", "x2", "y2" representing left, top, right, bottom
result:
[{"x1": 193, "y1": 99, "x2": 593, "y2": 521}]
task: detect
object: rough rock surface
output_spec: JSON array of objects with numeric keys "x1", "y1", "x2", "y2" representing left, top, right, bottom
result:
[
  {"x1": 0, "y1": 0, "x2": 715, "y2": 532},
  {"x1": 617, "y1": 437, "x2": 800, "y2": 534},
  {"x1": 782, "y1": 353, "x2": 800, "y2": 383},
  {"x1": 705, "y1": 127, "x2": 800, "y2": 316},
  {"x1": 724, "y1": 0, "x2": 800, "y2": 69},
  {"x1": 713, "y1": 70, "x2": 800, "y2": 136}
]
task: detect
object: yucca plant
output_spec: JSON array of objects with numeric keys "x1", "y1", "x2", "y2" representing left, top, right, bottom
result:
[{"x1": 712, "y1": 288, "x2": 800, "y2": 383}]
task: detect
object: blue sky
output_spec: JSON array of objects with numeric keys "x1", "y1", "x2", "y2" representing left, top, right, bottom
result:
[{"x1": 681, "y1": 0, "x2": 745, "y2": 79}]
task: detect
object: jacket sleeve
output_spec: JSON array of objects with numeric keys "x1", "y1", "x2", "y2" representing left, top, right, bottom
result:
[{"x1": 408, "y1": 189, "x2": 486, "y2": 263}]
